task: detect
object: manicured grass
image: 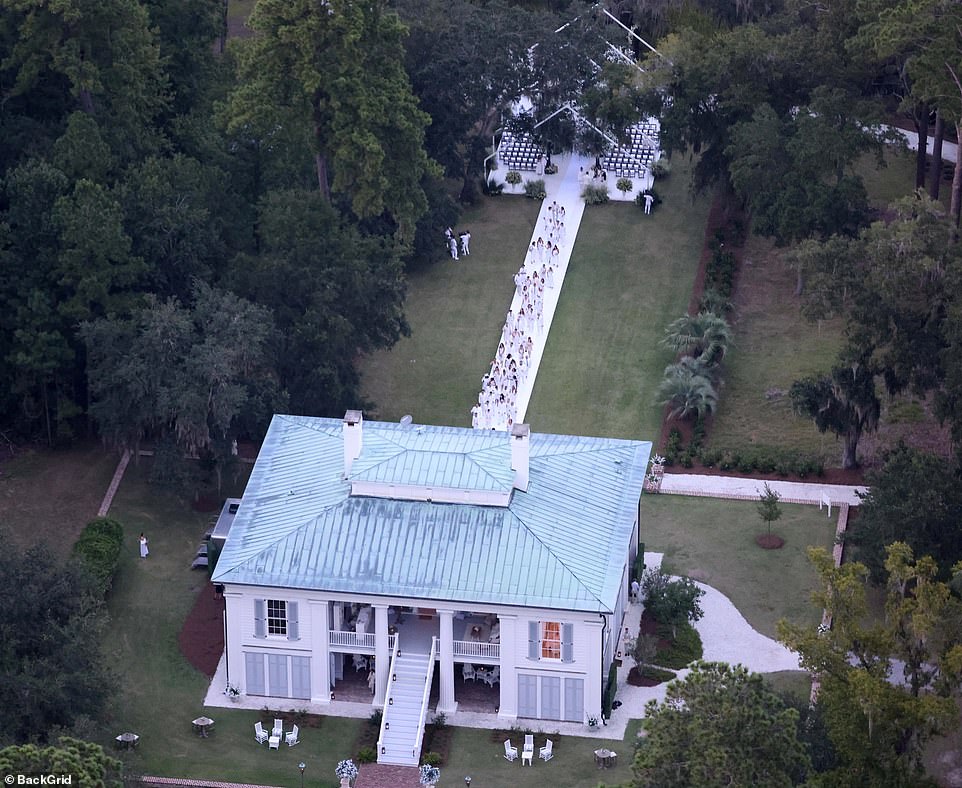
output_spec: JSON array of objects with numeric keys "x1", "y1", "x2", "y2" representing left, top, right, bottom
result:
[
  {"x1": 359, "y1": 197, "x2": 542, "y2": 427},
  {"x1": 704, "y1": 233, "x2": 846, "y2": 464},
  {"x1": 100, "y1": 461, "x2": 363, "y2": 788},
  {"x1": 527, "y1": 158, "x2": 710, "y2": 440},
  {"x1": 0, "y1": 441, "x2": 118, "y2": 559},
  {"x1": 639, "y1": 494, "x2": 837, "y2": 638},
  {"x1": 441, "y1": 720, "x2": 642, "y2": 787}
]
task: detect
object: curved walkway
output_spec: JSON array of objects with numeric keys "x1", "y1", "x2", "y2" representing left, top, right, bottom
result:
[{"x1": 601, "y1": 553, "x2": 801, "y2": 739}]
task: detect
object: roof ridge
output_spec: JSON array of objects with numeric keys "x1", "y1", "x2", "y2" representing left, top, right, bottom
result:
[{"x1": 509, "y1": 509, "x2": 608, "y2": 610}]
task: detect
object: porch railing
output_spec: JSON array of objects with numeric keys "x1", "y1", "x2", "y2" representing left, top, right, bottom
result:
[
  {"x1": 412, "y1": 637, "x2": 438, "y2": 761},
  {"x1": 452, "y1": 639, "x2": 500, "y2": 660},
  {"x1": 329, "y1": 630, "x2": 397, "y2": 651}
]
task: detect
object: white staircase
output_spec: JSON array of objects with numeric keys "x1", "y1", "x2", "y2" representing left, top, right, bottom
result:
[{"x1": 377, "y1": 637, "x2": 436, "y2": 767}]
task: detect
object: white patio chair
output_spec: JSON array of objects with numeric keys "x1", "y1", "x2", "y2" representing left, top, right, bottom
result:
[
  {"x1": 272, "y1": 718, "x2": 283, "y2": 739},
  {"x1": 503, "y1": 739, "x2": 518, "y2": 762},
  {"x1": 482, "y1": 666, "x2": 500, "y2": 687},
  {"x1": 462, "y1": 663, "x2": 477, "y2": 683},
  {"x1": 539, "y1": 739, "x2": 554, "y2": 762},
  {"x1": 353, "y1": 654, "x2": 368, "y2": 673},
  {"x1": 522, "y1": 734, "x2": 534, "y2": 766},
  {"x1": 285, "y1": 724, "x2": 300, "y2": 747},
  {"x1": 254, "y1": 721, "x2": 269, "y2": 745}
]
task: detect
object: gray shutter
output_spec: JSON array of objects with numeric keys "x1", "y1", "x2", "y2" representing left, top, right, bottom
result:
[
  {"x1": 541, "y1": 676, "x2": 561, "y2": 720},
  {"x1": 561, "y1": 623, "x2": 574, "y2": 662},
  {"x1": 254, "y1": 598, "x2": 266, "y2": 638},
  {"x1": 563, "y1": 678, "x2": 584, "y2": 722},
  {"x1": 527, "y1": 621, "x2": 540, "y2": 660},
  {"x1": 245, "y1": 652, "x2": 265, "y2": 695},
  {"x1": 287, "y1": 601, "x2": 299, "y2": 640},
  {"x1": 291, "y1": 656, "x2": 311, "y2": 699}
]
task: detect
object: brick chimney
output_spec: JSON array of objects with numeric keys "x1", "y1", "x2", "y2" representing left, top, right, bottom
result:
[
  {"x1": 511, "y1": 423, "x2": 530, "y2": 492},
  {"x1": 343, "y1": 410, "x2": 363, "y2": 476}
]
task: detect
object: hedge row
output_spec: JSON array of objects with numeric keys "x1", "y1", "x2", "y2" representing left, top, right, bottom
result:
[{"x1": 72, "y1": 517, "x2": 124, "y2": 596}]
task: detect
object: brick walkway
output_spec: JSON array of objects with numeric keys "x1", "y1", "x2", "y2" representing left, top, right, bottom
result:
[{"x1": 353, "y1": 764, "x2": 421, "y2": 788}]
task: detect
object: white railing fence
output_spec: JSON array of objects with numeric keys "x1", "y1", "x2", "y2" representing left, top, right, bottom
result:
[{"x1": 376, "y1": 635, "x2": 400, "y2": 757}]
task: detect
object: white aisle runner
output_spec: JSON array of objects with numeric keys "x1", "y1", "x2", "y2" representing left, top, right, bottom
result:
[{"x1": 473, "y1": 154, "x2": 589, "y2": 430}]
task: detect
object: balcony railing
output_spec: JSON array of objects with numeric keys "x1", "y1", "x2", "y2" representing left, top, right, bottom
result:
[
  {"x1": 329, "y1": 630, "x2": 397, "y2": 651},
  {"x1": 452, "y1": 640, "x2": 500, "y2": 660}
]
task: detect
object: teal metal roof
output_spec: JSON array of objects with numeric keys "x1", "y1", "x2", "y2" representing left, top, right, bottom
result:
[{"x1": 213, "y1": 415, "x2": 651, "y2": 613}]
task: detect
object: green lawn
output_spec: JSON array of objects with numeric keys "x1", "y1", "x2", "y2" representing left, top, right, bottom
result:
[
  {"x1": 360, "y1": 197, "x2": 542, "y2": 427},
  {"x1": 639, "y1": 494, "x2": 838, "y2": 638},
  {"x1": 527, "y1": 158, "x2": 710, "y2": 440},
  {"x1": 97, "y1": 461, "x2": 366, "y2": 788},
  {"x1": 704, "y1": 232, "x2": 847, "y2": 463},
  {"x1": 0, "y1": 441, "x2": 118, "y2": 558},
  {"x1": 361, "y1": 156, "x2": 709, "y2": 441},
  {"x1": 706, "y1": 145, "x2": 945, "y2": 465},
  {"x1": 441, "y1": 720, "x2": 641, "y2": 787}
]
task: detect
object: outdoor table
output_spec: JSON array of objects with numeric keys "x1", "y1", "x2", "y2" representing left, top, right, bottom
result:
[
  {"x1": 594, "y1": 748, "x2": 616, "y2": 768},
  {"x1": 115, "y1": 732, "x2": 139, "y2": 750},
  {"x1": 192, "y1": 716, "x2": 215, "y2": 738}
]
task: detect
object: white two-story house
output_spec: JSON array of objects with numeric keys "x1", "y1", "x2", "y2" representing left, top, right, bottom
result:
[{"x1": 212, "y1": 411, "x2": 649, "y2": 764}]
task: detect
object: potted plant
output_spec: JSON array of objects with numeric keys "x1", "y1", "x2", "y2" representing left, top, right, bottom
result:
[
  {"x1": 587, "y1": 716, "x2": 600, "y2": 729},
  {"x1": 335, "y1": 759, "x2": 359, "y2": 788},
  {"x1": 419, "y1": 764, "x2": 441, "y2": 786},
  {"x1": 226, "y1": 683, "x2": 240, "y2": 701},
  {"x1": 505, "y1": 170, "x2": 522, "y2": 192}
]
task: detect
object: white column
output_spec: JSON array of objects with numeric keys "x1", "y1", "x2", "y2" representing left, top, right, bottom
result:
[
  {"x1": 373, "y1": 603, "x2": 390, "y2": 707},
  {"x1": 437, "y1": 609, "x2": 457, "y2": 714},
  {"x1": 223, "y1": 592, "x2": 244, "y2": 693},
  {"x1": 309, "y1": 599, "x2": 331, "y2": 704},
  {"x1": 497, "y1": 613, "x2": 518, "y2": 720},
  {"x1": 585, "y1": 620, "x2": 604, "y2": 723}
]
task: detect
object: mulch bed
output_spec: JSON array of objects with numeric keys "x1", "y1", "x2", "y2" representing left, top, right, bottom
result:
[
  {"x1": 178, "y1": 582, "x2": 226, "y2": 678},
  {"x1": 755, "y1": 534, "x2": 785, "y2": 549}
]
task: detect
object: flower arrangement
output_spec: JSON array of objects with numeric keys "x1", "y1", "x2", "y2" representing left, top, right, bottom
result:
[
  {"x1": 419, "y1": 764, "x2": 441, "y2": 785},
  {"x1": 226, "y1": 683, "x2": 240, "y2": 698},
  {"x1": 335, "y1": 760, "x2": 359, "y2": 780}
]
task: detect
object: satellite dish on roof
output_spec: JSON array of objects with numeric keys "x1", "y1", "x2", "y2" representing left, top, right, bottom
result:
[{"x1": 400, "y1": 415, "x2": 413, "y2": 426}]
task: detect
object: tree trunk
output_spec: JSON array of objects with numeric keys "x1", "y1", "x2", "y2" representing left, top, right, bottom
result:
[
  {"x1": 929, "y1": 112, "x2": 945, "y2": 200},
  {"x1": 842, "y1": 430, "x2": 859, "y2": 469},
  {"x1": 914, "y1": 102, "x2": 928, "y2": 190},
  {"x1": 952, "y1": 122, "x2": 962, "y2": 228},
  {"x1": 314, "y1": 150, "x2": 330, "y2": 202}
]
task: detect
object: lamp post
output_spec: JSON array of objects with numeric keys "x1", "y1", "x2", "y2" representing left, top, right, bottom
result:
[{"x1": 298, "y1": 762, "x2": 306, "y2": 788}]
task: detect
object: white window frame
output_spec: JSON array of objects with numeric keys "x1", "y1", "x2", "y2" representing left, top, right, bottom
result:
[{"x1": 267, "y1": 599, "x2": 288, "y2": 636}]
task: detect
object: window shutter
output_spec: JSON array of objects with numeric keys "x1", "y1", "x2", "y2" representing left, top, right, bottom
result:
[
  {"x1": 254, "y1": 598, "x2": 266, "y2": 638},
  {"x1": 287, "y1": 601, "x2": 299, "y2": 641},
  {"x1": 561, "y1": 623, "x2": 574, "y2": 662},
  {"x1": 527, "y1": 621, "x2": 540, "y2": 660}
]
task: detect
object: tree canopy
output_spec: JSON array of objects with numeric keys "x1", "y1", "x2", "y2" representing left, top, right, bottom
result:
[
  {"x1": 633, "y1": 662, "x2": 811, "y2": 787},
  {"x1": 0, "y1": 536, "x2": 113, "y2": 745},
  {"x1": 778, "y1": 545, "x2": 962, "y2": 785}
]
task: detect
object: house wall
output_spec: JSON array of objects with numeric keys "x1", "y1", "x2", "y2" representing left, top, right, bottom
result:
[{"x1": 224, "y1": 585, "x2": 605, "y2": 723}]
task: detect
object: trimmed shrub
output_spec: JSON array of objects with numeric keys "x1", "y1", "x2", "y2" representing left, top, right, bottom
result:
[
  {"x1": 582, "y1": 183, "x2": 610, "y2": 205},
  {"x1": 602, "y1": 661, "x2": 618, "y2": 718},
  {"x1": 421, "y1": 752, "x2": 442, "y2": 767},
  {"x1": 523, "y1": 178, "x2": 547, "y2": 199},
  {"x1": 616, "y1": 177, "x2": 633, "y2": 195},
  {"x1": 356, "y1": 746, "x2": 376, "y2": 764},
  {"x1": 653, "y1": 622, "x2": 703, "y2": 669},
  {"x1": 72, "y1": 517, "x2": 124, "y2": 596},
  {"x1": 484, "y1": 178, "x2": 504, "y2": 195},
  {"x1": 651, "y1": 157, "x2": 671, "y2": 179}
]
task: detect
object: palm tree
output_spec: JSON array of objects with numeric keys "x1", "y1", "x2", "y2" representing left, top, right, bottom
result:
[
  {"x1": 661, "y1": 312, "x2": 733, "y2": 364},
  {"x1": 657, "y1": 357, "x2": 719, "y2": 420}
]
